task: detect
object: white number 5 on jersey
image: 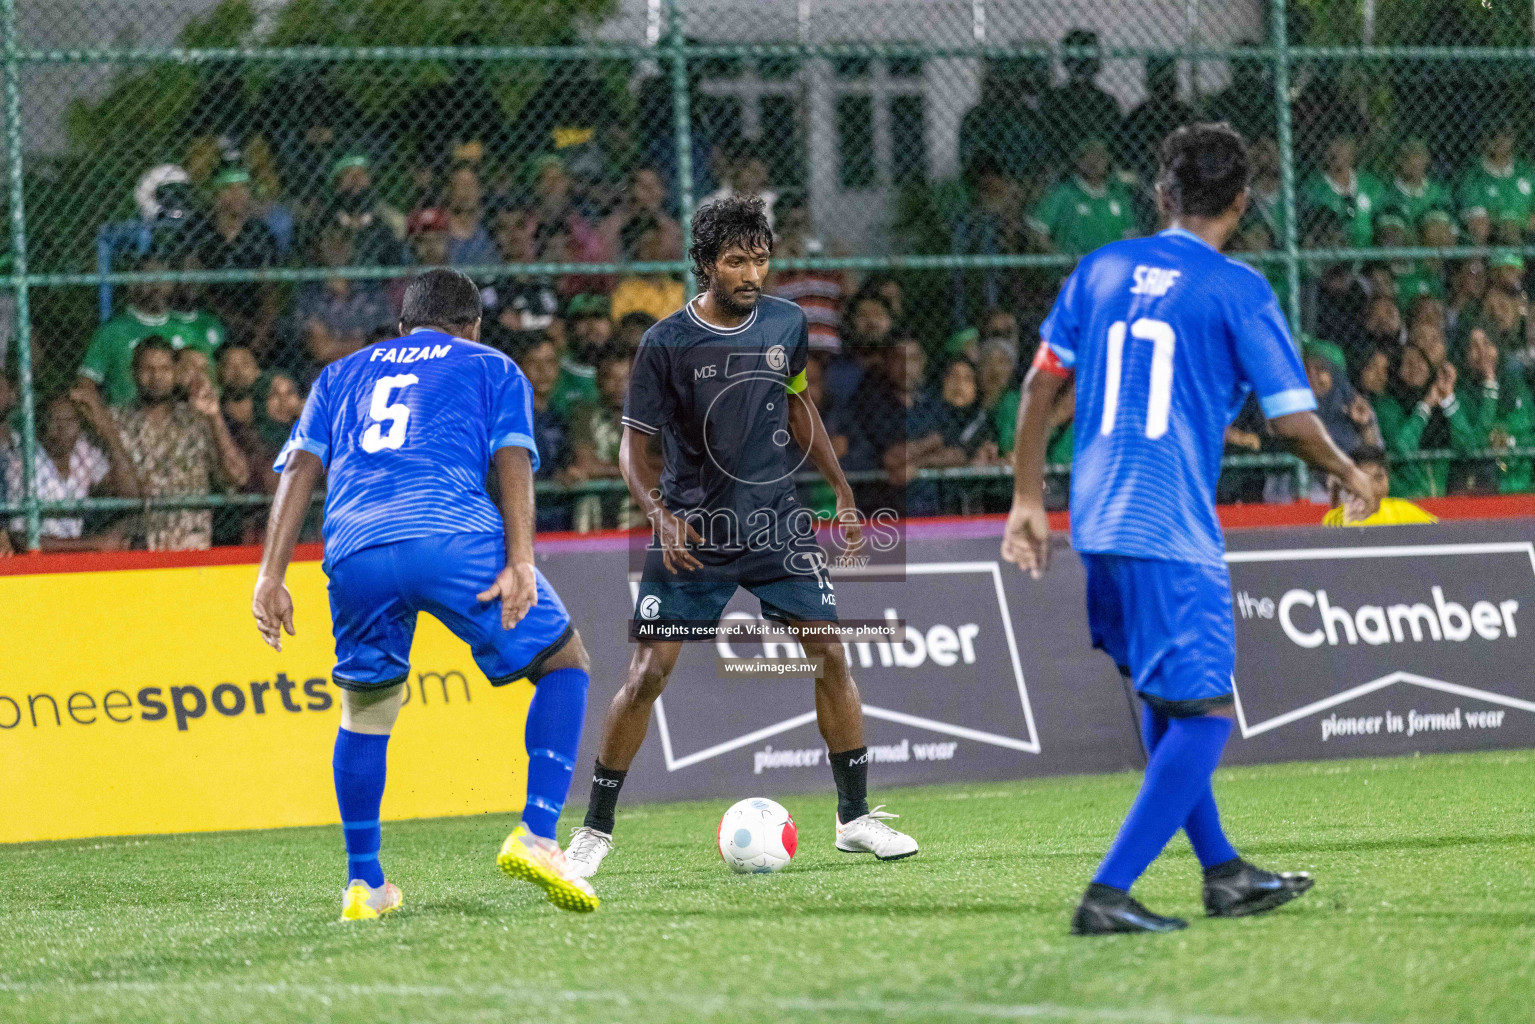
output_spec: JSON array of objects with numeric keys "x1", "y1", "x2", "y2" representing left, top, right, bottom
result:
[
  {"x1": 361, "y1": 374, "x2": 419, "y2": 453},
  {"x1": 1100, "y1": 318, "x2": 1176, "y2": 440}
]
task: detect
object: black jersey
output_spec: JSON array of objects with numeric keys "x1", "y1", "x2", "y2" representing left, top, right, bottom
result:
[{"x1": 622, "y1": 294, "x2": 813, "y2": 555}]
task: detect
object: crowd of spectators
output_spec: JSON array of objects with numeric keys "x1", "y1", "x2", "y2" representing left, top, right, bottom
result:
[
  {"x1": 3, "y1": 29, "x2": 1534, "y2": 551},
  {"x1": 949, "y1": 31, "x2": 1535, "y2": 507}
]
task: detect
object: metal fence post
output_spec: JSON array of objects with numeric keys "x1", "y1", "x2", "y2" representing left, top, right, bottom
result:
[
  {"x1": 664, "y1": 0, "x2": 697, "y2": 297},
  {"x1": 1, "y1": 0, "x2": 37, "y2": 550},
  {"x1": 1270, "y1": 0, "x2": 1302, "y2": 335}
]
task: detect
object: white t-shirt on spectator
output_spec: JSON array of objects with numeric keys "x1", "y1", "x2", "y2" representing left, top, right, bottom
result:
[{"x1": 3, "y1": 430, "x2": 110, "y2": 538}]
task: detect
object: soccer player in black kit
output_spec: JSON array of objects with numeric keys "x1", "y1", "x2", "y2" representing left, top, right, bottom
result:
[{"x1": 565, "y1": 197, "x2": 918, "y2": 877}]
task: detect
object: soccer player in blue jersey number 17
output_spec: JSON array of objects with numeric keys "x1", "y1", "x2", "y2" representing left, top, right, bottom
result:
[
  {"x1": 1004, "y1": 124, "x2": 1381, "y2": 935},
  {"x1": 252, "y1": 269, "x2": 599, "y2": 920}
]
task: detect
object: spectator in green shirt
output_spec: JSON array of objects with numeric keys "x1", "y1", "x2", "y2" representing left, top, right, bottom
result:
[
  {"x1": 1299, "y1": 132, "x2": 1385, "y2": 247},
  {"x1": 1447, "y1": 257, "x2": 1489, "y2": 340},
  {"x1": 1396, "y1": 211, "x2": 1456, "y2": 311},
  {"x1": 1469, "y1": 282, "x2": 1525, "y2": 358},
  {"x1": 1373, "y1": 215, "x2": 1444, "y2": 314},
  {"x1": 978, "y1": 338, "x2": 1019, "y2": 453},
  {"x1": 1382, "y1": 138, "x2": 1452, "y2": 229},
  {"x1": 1488, "y1": 253, "x2": 1525, "y2": 295},
  {"x1": 1457, "y1": 121, "x2": 1535, "y2": 245},
  {"x1": 1044, "y1": 383, "x2": 1076, "y2": 468},
  {"x1": 167, "y1": 282, "x2": 227, "y2": 357},
  {"x1": 1372, "y1": 342, "x2": 1477, "y2": 498},
  {"x1": 1246, "y1": 135, "x2": 1285, "y2": 249},
  {"x1": 991, "y1": 359, "x2": 1074, "y2": 471},
  {"x1": 77, "y1": 255, "x2": 225, "y2": 407},
  {"x1": 1457, "y1": 326, "x2": 1534, "y2": 494},
  {"x1": 563, "y1": 351, "x2": 635, "y2": 531},
  {"x1": 1419, "y1": 209, "x2": 1457, "y2": 252},
  {"x1": 552, "y1": 294, "x2": 608, "y2": 416},
  {"x1": 1027, "y1": 137, "x2": 1136, "y2": 256},
  {"x1": 1229, "y1": 212, "x2": 1288, "y2": 296},
  {"x1": 1408, "y1": 320, "x2": 1451, "y2": 376}
]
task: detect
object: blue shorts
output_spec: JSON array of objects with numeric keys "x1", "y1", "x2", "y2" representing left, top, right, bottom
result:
[
  {"x1": 1081, "y1": 552, "x2": 1235, "y2": 710},
  {"x1": 327, "y1": 532, "x2": 573, "y2": 689}
]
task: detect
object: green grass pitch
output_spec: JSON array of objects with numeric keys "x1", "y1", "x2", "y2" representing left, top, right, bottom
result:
[{"x1": 2, "y1": 750, "x2": 1533, "y2": 1024}]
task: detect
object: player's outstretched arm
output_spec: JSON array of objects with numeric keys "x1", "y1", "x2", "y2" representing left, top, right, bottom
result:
[
  {"x1": 619, "y1": 426, "x2": 701, "y2": 573},
  {"x1": 1003, "y1": 362, "x2": 1068, "y2": 578},
  {"x1": 787, "y1": 391, "x2": 862, "y2": 553},
  {"x1": 1269, "y1": 410, "x2": 1382, "y2": 520},
  {"x1": 477, "y1": 446, "x2": 539, "y2": 630},
  {"x1": 253, "y1": 450, "x2": 323, "y2": 652}
]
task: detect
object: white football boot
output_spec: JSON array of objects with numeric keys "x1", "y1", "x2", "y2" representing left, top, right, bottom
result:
[
  {"x1": 835, "y1": 805, "x2": 919, "y2": 861},
  {"x1": 564, "y1": 825, "x2": 614, "y2": 879}
]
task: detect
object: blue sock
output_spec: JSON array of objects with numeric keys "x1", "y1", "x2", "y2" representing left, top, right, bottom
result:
[
  {"x1": 333, "y1": 728, "x2": 390, "y2": 887},
  {"x1": 1093, "y1": 715, "x2": 1233, "y2": 891},
  {"x1": 1140, "y1": 703, "x2": 1170, "y2": 754},
  {"x1": 520, "y1": 667, "x2": 590, "y2": 840},
  {"x1": 1184, "y1": 787, "x2": 1240, "y2": 870},
  {"x1": 1143, "y1": 705, "x2": 1241, "y2": 869}
]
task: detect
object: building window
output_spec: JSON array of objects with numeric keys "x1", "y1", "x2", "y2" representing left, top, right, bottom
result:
[
  {"x1": 890, "y1": 94, "x2": 926, "y2": 185},
  {"x1": 836, "y1": 94, "x2": 876, "y2": 188}
]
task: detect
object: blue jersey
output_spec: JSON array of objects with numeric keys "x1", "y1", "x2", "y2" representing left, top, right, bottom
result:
[
  {"x1": 1041, "y1": 228, "x2": 1315, "y2": 567},
  {"x1": 275, "y1": 329, "x2": 539, "y2": 570}
]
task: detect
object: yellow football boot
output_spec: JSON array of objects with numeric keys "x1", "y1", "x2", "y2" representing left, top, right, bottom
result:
[
  {"x1": 497, "y1": 824, "x2": 599, "y2": 913},
  {"x1": 340, "y1": 879, "x2": 403, "y2": 921}
]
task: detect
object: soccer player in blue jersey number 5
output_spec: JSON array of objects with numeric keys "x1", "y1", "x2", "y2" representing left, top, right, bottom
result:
[
  {"x1": 1004, "y1": 124, "x2": 1381, "y2": 935},
  {"x1": 252, "y1": 269, "x2": 599, "y2": 920}
]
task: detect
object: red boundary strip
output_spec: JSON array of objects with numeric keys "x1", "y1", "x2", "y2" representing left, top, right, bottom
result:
[{"x1": 4, "y1": 494, "x2": 1532, "y2": 578}]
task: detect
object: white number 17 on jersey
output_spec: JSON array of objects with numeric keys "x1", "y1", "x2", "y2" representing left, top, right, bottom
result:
[
  {"x1": 361, "y1": 374, "x2": 419, "y2": 452},
  {"x1": 1100, "y1": 318, "x2": 1176, "y2": 440}
]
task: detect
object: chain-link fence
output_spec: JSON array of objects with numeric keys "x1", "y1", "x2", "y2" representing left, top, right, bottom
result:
[{"x1": 3, "y1": 0, "x2": 1535, "y2": 550}]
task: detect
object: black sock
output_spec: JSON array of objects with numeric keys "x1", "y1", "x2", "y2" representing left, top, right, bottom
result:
[
  {"x1": 1086, "y1": 881, "x2": 1129, "y2": 902},
  {"x1": 582, "y1": 761, "x2": 627, "y2": 834},
  {"x1": 1203, "y1": 857, "x2": 1245, "y2": 880},
  {"x1": 828, "y1": 747, "x2": 870, "y2": 823}
]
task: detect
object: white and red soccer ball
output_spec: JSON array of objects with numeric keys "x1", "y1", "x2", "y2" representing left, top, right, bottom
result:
[{"x1": 717, "y1": 798, "x2": 797, "y2": 873}]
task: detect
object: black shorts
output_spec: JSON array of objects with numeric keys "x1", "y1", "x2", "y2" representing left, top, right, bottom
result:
[{"x1": 631, "y1": 534, "x2": 839, "y2": 636}]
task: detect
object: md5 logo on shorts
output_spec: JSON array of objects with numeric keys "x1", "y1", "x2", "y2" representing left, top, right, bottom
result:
[{"x1": 639, "y1": 595, "x2": 661, "y2": 620}]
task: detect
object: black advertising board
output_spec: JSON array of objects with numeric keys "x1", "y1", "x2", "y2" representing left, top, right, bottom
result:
[{"x1": 539, "y1": 518, "x2": 1535, "y2": 804}]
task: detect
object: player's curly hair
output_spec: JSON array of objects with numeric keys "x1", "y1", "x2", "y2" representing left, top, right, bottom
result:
[
  {"x1": 1157, "y1": 122, "x2": 1250, "y2": 219},
  {"x1": 689, "y1": 195, "x2": 774, "y2": 288}
]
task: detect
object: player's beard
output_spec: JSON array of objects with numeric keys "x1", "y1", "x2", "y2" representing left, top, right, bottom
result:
[{"x1": 712, "y1": 280, "x2": 760, "y2": 318}]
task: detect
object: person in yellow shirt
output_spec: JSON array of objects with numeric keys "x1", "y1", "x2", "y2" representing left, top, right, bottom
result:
[
  {"x1": 610, "y1": 215, "x2": 686, "y2": 323},
  {"x1": 1323, "y1": 445, "x2": 1439, "y2": 526}
]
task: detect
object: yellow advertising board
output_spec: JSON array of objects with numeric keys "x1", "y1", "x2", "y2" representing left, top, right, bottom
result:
[{"x1": 0, "y1": 558, "x2": 533, "y2": 844}]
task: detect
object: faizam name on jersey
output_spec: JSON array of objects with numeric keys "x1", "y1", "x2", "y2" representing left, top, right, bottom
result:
[
  {"x1": 370, "y1": 342, "x2": 454, "y2": 364},
  {"x1": 277, "y1": 330, "x2": 538, "y2": 572}
]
